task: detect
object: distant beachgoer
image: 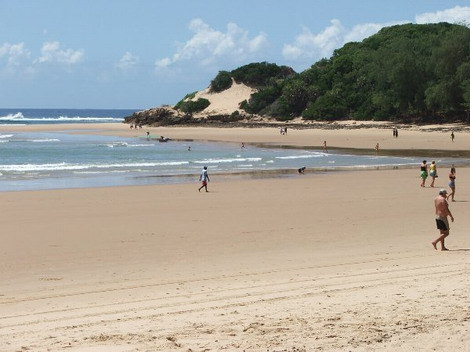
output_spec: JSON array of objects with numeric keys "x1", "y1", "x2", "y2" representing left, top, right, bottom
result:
[
  {"x1": 432, "y1": 189, "x2": 454, "y2": 251},
  {"x1": 396, "y1": 129, "x2": 398, "y2": 138},
  {"x1": 298, "y1": 167, "x2": 306, "y2": 174},
  {"x1": 188, "y1": 146, "x2": 191, "y2": 151},
  {"x1": 198, "y1": 166, "x2": 210, "y2": 192},
  {"x1": 279, "y1": 127, "x2": 283, "y2": 135},
  {"x1": 420, "y1": 160, "x2": 428, "y2": 187},
  {"x1": 146, "y1": 131, "x2": 150, "y2": 140},
  {"x1": 323, "y1": 141, "x2": 328, "y2": 153},
  {"x1": 392, "y1": 128, "x2": 396, "y2": 138},
  {"x1": 429, "y1": 160, "x2": 438, "y2": 187},
  {"x1": 241, "y1": 142, "x2": 245, "y2": 149},
  {"x1": 375, "y1": 143, "x2": 379, "y2": 154},
  {"x1": 451, "y1": 130, "x2": 455, "y2": 142},
  {"x1": 285, "y1": 127, "x2": 288, "y2": 135},
  {"x1": 448, "y1": 166, "x2": 456, "y2": 202}
]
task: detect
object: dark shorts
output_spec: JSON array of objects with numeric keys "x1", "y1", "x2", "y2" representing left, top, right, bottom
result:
[{"x1": 436, "y1": 218, "x2": 449, "y2": 231}]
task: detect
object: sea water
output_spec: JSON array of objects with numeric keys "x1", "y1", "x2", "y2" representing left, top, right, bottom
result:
[
  {"x1": 0, "y1": 130, "x2": 466, "y2": 191},
  {"x1": 0, "y1": 108, "x2": 132, "y2": 125}
]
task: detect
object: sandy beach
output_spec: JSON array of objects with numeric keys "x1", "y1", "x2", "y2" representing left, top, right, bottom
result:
[{"x1": 1, "y1": 123, "x2": 469, "y2": 351}]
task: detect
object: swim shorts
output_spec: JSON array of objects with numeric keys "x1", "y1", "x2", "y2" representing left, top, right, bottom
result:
[
  {"x1": 435, "y1": 217, "x2": 449, "y2": 231},
  {"x1": 420, "y1": 171, "x2": 428, "y2": 179},
  {"x1": 202, "y1": 181, "x2": 207, "y2": 186},
  {"x1": 449, "y1": 180, "x2": 455, "y2": 188}
]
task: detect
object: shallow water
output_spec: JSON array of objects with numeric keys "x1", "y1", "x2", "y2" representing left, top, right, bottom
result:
[{"x1": 0, "y1": 131, "x2": 466, "y2": 191}]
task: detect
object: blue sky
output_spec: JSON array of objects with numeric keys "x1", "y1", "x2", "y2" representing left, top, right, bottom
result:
[{"x1": 0, "y1": 1, "x2": 469, "y2": 109}]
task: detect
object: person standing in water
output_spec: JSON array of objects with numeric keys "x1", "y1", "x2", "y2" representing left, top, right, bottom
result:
[
  {"x1": 432, "y1": 189, "x2": 454, "y2": 251},
  {"x1": 420, "y1": 160, "x2": 428, "y2": 187},
  {"x1": 448, "y1": 165, "x2": 456, "y2": 202},
  {"x1": 198, "y1": 166, "x2": 210, "y2": 192},
  {"x1": 429, "y1": 161, "x2": 438, "y2": 187}
]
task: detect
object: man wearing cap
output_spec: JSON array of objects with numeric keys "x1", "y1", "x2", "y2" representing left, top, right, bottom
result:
[{"x1": 432, "y1": 189, "x2": 454, "y2": 251}]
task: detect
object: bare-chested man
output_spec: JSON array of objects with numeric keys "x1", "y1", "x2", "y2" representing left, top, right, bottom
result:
[{"x1": 432, "y1": 189, "x2": 454, "y2": 251}]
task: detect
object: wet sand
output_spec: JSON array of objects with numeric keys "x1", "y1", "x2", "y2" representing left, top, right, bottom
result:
[{"x1": 0, "y1": 123, "x2": 469, "y2": 351}]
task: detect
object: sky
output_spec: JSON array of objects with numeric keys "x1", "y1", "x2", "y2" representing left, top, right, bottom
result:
[{"x1": 0, "y1": 1, "x2": 469, "y2": 109}]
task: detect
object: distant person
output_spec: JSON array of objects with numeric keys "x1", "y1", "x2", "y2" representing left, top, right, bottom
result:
[
  {"x1": 198, "y1": 166, "x2": 210, "y2": 192},
  {"x1": 420, "y1": 160, "x2": 428, "y2": 187},
  {"x1": 432, "y1": 189, "x2": 454, "y2": 251},
  {"x1": 429, "y1": 160, "x2": 438, "y2": 187},
  {"x1": 285, "y1": 127, "x2": 288, "y2": 135},
  {"x1": 146, "y1": 131, "x2": 150, "y2": 140},
  {"x1": 188, "y1": 146, "x2": 191, "y2": 151},
  {"x1": 451, "y1": 130, "x2": 455, "y2": 142},
  {"x1": 323, "y1": 140, "x2": 328, "y2": 153},
  {"x1": 375, "y1": 143, "x2": 379, "y2": 154},
  {"x1": 298, "y1": 167, "x2": 306, "y2": 174},
  {"x1": 448, "y1": 165, "x2": 456, "y2": 202},
  {"x1": 395, "y1": 128, "x2": 398, "y2": 138},
  {"x1": 392, "y1": 127, "x2": 396, "y2": 138},
  {"x1": 241, "y1": 142, "x2": 245, "y2": 149}
]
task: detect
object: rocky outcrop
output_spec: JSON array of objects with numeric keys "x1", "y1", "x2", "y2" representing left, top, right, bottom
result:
[{"x1": 124, "y1": 106, "x2": 187, "y2": 126}]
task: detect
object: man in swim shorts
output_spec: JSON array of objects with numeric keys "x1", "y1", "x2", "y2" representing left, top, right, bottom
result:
[
  {"x1": 432, "y1": 189, "x2": 454, "y2": 251},
  {"x1": 198, "y1": 166, "x2": 210, "y2": 192}
]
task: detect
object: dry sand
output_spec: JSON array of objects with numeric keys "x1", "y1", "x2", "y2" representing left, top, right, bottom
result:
[{"x1": 0, "y1": 124, "x2": 469, "y2": 351}]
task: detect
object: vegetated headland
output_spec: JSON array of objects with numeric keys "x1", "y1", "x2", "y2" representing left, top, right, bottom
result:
[{"x1": 125, "y1": 22, "x2": 470, "y2": 128}]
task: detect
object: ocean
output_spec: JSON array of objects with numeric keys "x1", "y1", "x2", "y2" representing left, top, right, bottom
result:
[
  {"x1": 0, "y1": 109, "x2": 466, "y2": 191},
  {"x1": 0, "y1": 108, "x2": 133, "y2": 125}
]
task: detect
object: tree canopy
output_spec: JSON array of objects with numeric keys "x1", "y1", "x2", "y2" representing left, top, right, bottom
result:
[{"x1": 206, "y1": 23, "x2": 470, "y2": 122}]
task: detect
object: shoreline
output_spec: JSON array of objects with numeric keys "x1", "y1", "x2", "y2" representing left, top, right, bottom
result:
[{"x1": 1, "y1": 167, "x2": 468, "y2": 351}]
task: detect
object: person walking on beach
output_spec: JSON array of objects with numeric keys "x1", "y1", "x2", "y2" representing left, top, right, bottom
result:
[
  {"x1": 198, "y1": 166, "x2": 210, "y2": 192},
  {"x1": 448, "y1": 165, "x2": 456, "y2": 202},
  {"x1": 429, "y1": 160, "x2": 438, "y2": 187},
  {"x1": 432, "y1": 189, "x2": 454, "y2": 251},
  {"x1": 420, "y1": 160, "x2": 428, "y2": 187},
  {"x1": 451, "y1": 130, "x2": 455, "y2": 142},
  {"x1": 375, "y1": 143, "x2": 379, "y2": 154},
  {"x1": 323, "y1": 140, "x2": 328, "y2": 153}
]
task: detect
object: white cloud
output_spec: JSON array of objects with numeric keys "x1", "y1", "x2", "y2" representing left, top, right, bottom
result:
[
  {"x1": 116, "y1": 51, "x2": 139, "y2": 70},
  {"x1": 282, "y1": 19, "x2": 404, "y2": 62},
  {"x1": 0, "y1": 42, "x2": 31, "y2": 67},
  {"x1": 283, "y1": 6, "x2": 470, "y2": 65},
  {"x1": 416, "y1": 6, "x2": 470, "y2": 24},
  {"x1": 155, "y1": 19, "x2": 267, "y2": 69},
  {"x1": 37, "y1": 41, "x2": 84, "y2": 64}
]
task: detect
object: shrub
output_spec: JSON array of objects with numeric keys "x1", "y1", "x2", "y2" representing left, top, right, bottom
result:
[
  {"x1": 178, "y1": 98, "x2": 211, "y2": 114},
  {"x1": 210, "y1": 71, "x2": 233, "y2": 92},
  {"x1": 174, "y1": 91, "x2": 197, "y2": 110}
]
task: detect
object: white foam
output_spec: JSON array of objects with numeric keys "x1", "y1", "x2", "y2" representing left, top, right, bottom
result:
[
  {"x1": 0, "y1": 161, "x2": 190, "y2": 172},
  {"x1": 31, "y1": 138, "x2": 60, "y2": 143},
  {"x1": 194, "y1": 157, "x2": 262, "y2": 164},
  {"x1": 0, "y1": 134, "x2": 13, "y2": 138},
  {"x1": 0, "y1": 112, "x2": 123, "y2": 122},
  {"x1": 275, "y1": 153, "x2": 325, "y2": 160}
]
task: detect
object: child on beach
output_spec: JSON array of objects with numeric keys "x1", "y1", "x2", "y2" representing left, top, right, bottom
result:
[
  {"x1": 429, "y1": 161, "x2": 438, "y2": 187},
  {"x1": 448, "y1": 166, "x2": 456, "y2": 201},
  {"x1": 420, "y1": 160, "x2": 428, "y2": 187}
]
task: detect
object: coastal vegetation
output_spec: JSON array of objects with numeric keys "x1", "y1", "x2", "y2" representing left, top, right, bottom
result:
[
  {"x1": 127, "y1": 22, "x2": 470, "y2": 126},
  {"x1": 237, "y1": 23, "x2": 470, "y2": 122}
]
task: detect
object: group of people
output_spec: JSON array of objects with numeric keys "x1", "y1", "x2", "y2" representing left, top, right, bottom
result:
[
  {"x1": 420, "y1": 160, "x2": 458, "y2": 251},
  {"x1": 420, "y1": 160, "x2": 456, "y2": 201}
]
